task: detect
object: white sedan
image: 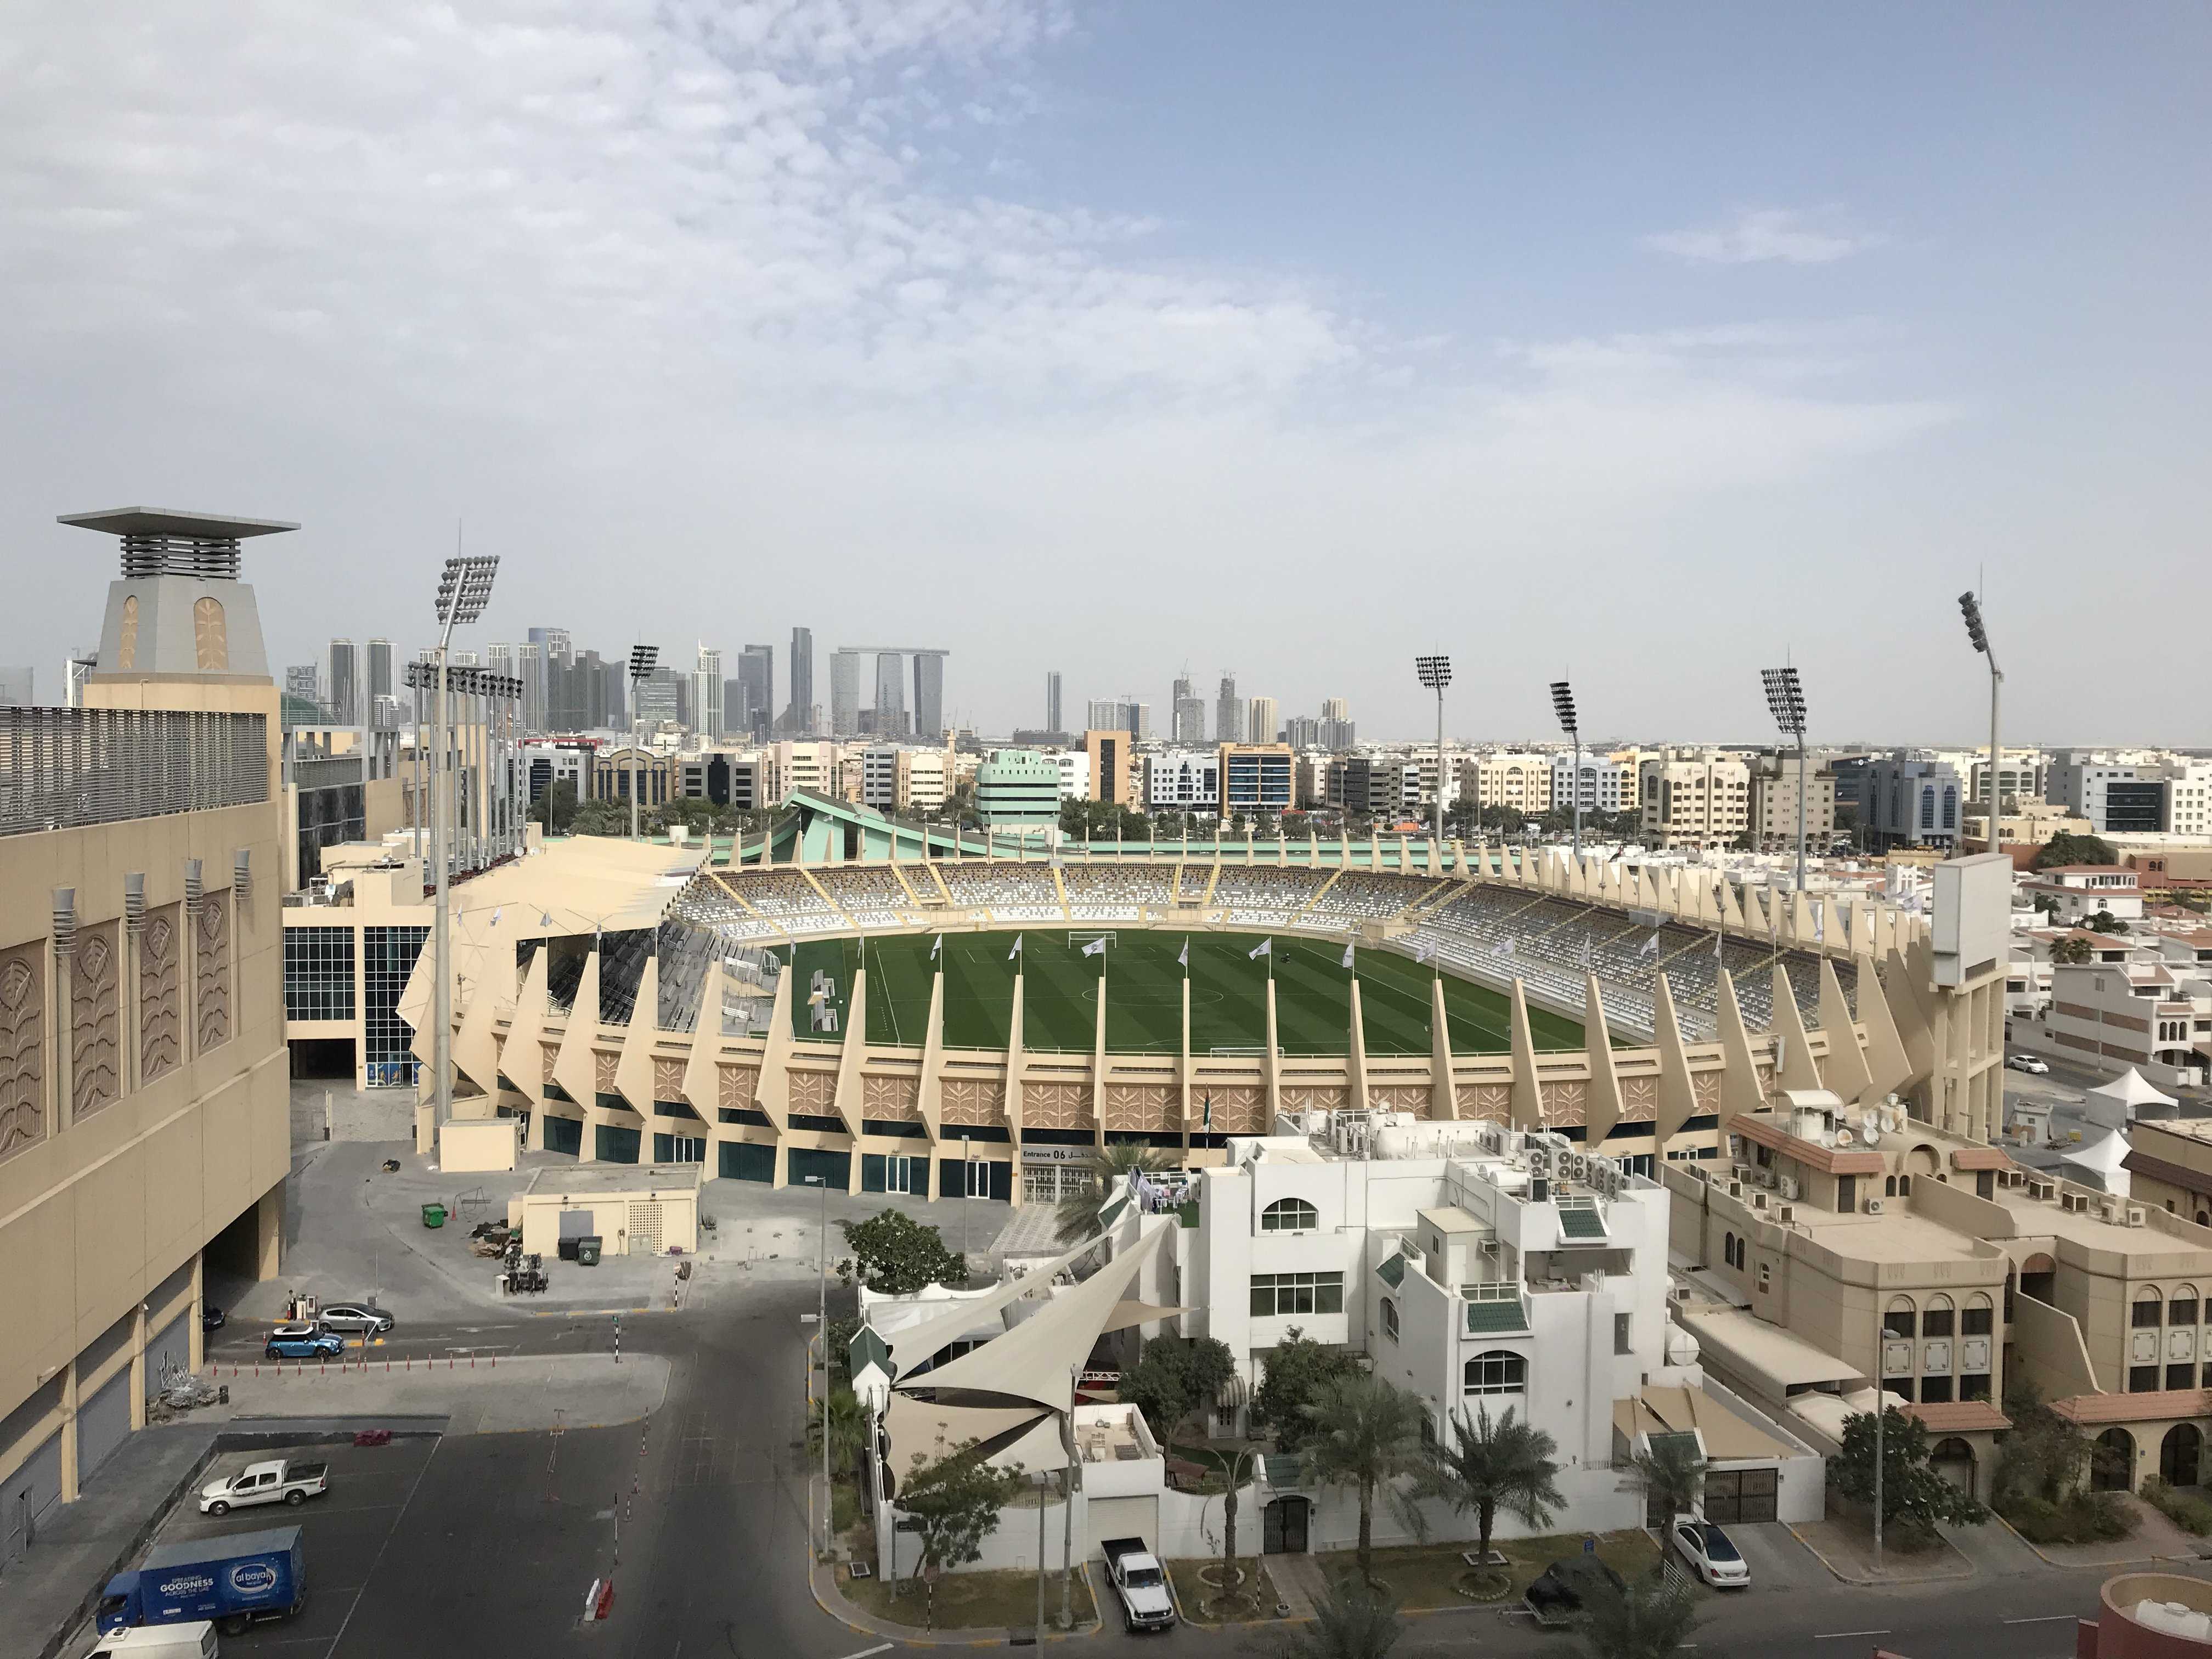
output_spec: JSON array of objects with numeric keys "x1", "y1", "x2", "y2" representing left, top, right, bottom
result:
[
  {"x1": 1671, "y1": 1520, "x2": 1751, "y2": 1588},
  {"x1": 2006, "y1": 1053, "x2": 2052, "y2": 1075}
]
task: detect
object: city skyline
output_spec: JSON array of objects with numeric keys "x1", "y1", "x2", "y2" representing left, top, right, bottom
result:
[{"x1": 5, "y1": 8, "x2": 2207, "y2": 743}]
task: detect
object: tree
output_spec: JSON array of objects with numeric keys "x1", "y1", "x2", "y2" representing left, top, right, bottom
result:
[
  {"x1": 1830, "y1": 1405, "x2": 1988, "y2": 1534},
  {"x1": 1271, "y1": 1572, "x2": 1404, "y2": 1659},
  {"x1": 1573, "y1": 1569, "x2": 1700, "y2": 1659},
  {"x1": 1299, "y1": 1373, "x2": 1431, "y2": 1584},
  {"x1": 894, "y1": 1444, "x2": 1025, "y2": 1629},
  {"x1": 2087, "y1": 910, "x2": 2130, "y2": 934},
  {"x1": 1424, "y1": 1404, "x2": 1565, "y2": 1572},
  {"x1": 1121, "y1": 1335, "x2": 1237, "y2": 1442},
  {"x1": 1250, "y1": 1329, "x2": 1363, "y2": 1453},
  {"x1": 571, "y1": 798, "x2": 630, "y2": 837},
  {"x1": 1052, "y1": 1141, "x2": 1172, "y2": 1245},
  {"x1": 2033, "y1": 832, "x2": 2117, "y2": 871},
  {"x1": 839, "y1": 1209, "x2": 967, "y2": 1295},
  {"x1": 808, "y1": 1386, "x2": 867, "y2": 1479},
  {"x1": 532, "y1": 779, "x2": 578, "y2": 834},
  {"x1": 2052, "y1": 934, "x2": 2094, "y2": 964},
  {"x1": 1993, "y1": 1382, "x2": 2093, "y2": 1506},
  {"x1": 1629, "y1": 1433, "x2": 1706, "y2": 1526}
]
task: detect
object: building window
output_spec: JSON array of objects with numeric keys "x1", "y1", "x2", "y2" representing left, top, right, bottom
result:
[
  {"x1": 1888, "y1": 1375, "x2": 1917, "y2": 1403},
  {"x1": 1261, "y1": 1198, "x2": 1320, "y2": 1234},
  {"x1": 1962, "y1": 1296, "x2": 1994, "y2": 1337},
  {"x1": 1961, "y1": 1373, "x2": 1992, "y2": 1402},
  {"x1": 283, "y1": 927, "x2": 356, "y2": 1022},
  {"x1": 363, "y1": 925, "x2": 430, "y2": 1082},
  {"x1": 1464, "y1": 1350, "x2": 1527, "y2": 1396},
  {"x1": 1251, "y1": 1272, "x2": 1344, "y2": 1317},
  {"x1": 1883, "y1": 1300, "x2": 1916, "y2": 1340},
  {"x1": 1919, "y1": 1374, "x2": 1954, "y2": 1404},
  {"x1": 2173, "y1": 1289, "x2": 2200, "y2": 1327},
  {"x1": 2134, "y1": 1292, "x2": 2164, "y2": 1330},
  {"x1": 2130, "y1": 1365, "x2": 2161, "y2": 1393},
  {"x1": 1923, "y1": 1296, "x2": 1955, "y2": 1339},
  {"x1": 1756, "y1": 1262, "x2": 1771, "y2": 1295},
  {"x1": 1381, "y1": 1299, "x2": 1399, "y2": 1342},
  {"x1": 2170, "y1": 1363, "x2": 2199, "y2": 1391},
  {"x1": 1615, "y1": 1313, "x2": 1633, "y2": 1355}
]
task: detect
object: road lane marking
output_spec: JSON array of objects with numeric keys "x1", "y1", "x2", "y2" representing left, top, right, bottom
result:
[
  {"x1": 1813, "y1": 1634, "x2": 1890, "y2": 1641},
  {"x1": 2004, "y1": 1615, "x2": 2076, "y2": 1624},
  {"x1": 836, "y1": 1646, "x2": 893, "y2": 1659}
]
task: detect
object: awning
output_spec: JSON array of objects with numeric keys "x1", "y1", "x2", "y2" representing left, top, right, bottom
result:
[
  {"x1": 1101, "y1": 1300, "x2": 1192, "y2": 1336},
  {"x1": 1612, "y1": 1384, "x2": 1790, "y2": 1462},
  {"x1": 1216, "y1": 1372, "x2": 1251, "y2": 1409},
  {"x1": 1683, "y1": 1308, "x2": 1862, "y2": 1389}
]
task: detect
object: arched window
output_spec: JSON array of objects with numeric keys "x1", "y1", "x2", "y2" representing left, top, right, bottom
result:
[
  {"x1": 1464, "y1": 1351, "x2": 1526, "y2": 1396},
  {"x1": 1963, "y1": 1293, "x2": 1994, "y2": 1337},
  {"x1": 1883, "y1": 1297, "x2": 1917, "y2": 1340},
  {"x1": 2134, "y1": 1289, "x2": 2165, "y2": 1330},
  {"x1": 1898, "y1": 1174, "x2": 1913, "y2": 1197},
  {"x1": 2174, "y1": 1287, "x2": 2201, "y2": 1327},
  {"x1": 1261, "y1": 1198, "x2": 1319, "y2": 1234},
  {"x1": 1923, "y1": 1295, "x2": 1955, "y2": 1338},
  {"x1": 1380, "y1": 1298, "x2": 1400, "y2": 1342},
  {"x1": 1722, "y1": 1231, "x2": 1737, "y2": 1269},
  {"x1": 1884, "y1": 1175, "x2": 1898, "y2": 1198}
]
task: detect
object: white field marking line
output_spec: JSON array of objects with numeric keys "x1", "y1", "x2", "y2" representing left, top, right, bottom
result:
[{"x1": 327, "y1": 1434, "x2": 441, "y2": 1654}]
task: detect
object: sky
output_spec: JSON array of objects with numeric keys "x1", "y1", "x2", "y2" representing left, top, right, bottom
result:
[{"x1": 3, "y1": 2, "x2": 2208, "y2": 746}]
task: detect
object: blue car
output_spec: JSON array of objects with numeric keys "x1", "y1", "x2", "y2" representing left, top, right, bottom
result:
[{"x1": 264, "y1": 1324, "x2": 345, "y2": 1360}]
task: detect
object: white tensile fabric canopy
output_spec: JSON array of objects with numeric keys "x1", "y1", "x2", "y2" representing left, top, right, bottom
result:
[
  {"x1": 2081, "y1": 1067, "x2": 2178, "y2": 1132},
  {"x1": 895, "y1": 1225, "x2": 1169, "y2": 1415},
  {"x1": 877, "y1": 1229, "x2": 1106, "y2": 1380}
]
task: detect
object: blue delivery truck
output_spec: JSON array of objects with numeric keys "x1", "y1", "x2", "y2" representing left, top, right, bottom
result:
[{"x1": 98, "y1": 1525, "x2": 308, "y2": 1637}]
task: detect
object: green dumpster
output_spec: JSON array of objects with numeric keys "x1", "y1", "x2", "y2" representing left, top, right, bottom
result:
[
  {"x1": 576, "y1": 1236, "x2": 603, "y2": 1266},
  {"x1": 421, "y1": 1203, "x2": 447, "y2": 1229}
]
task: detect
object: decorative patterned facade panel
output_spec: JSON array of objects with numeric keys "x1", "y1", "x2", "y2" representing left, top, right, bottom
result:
[
  {"x1": 1621, "y1": 1075, "x2": 1660, "y2": 1119},
  {"x1": 1281, "y1": 1085, "x2": 1349, "y2": 1115},
  {"x1": 71, "y1": 921, "x2": 121, "y2": 1121},
  {"x1": 652, "y1": 1057, "x2": 687, "y2": 1102},
  {"x1": 541, "y1": 1041, "x2": 561, "y2": 1085},
  {"x1": 1545, "y1": 1080, "x2": 1589, "y2": 1128},
  {"x1": 788, "y1": 1069, "x2": 836, "y2": 1115},
  {"x1": 139, "y1": 905, "x2": 181, "y2": 1085},
  {"x1": 1692, "y1": 1071, "x2": 1722, "y2": 1113},
  {"x1": 1024, "y1": 1081, "x2": 1089, "y2": 1131},
  {"x1": 1369, "y1": 1085, "x2": 1428, "y2": 1115},
  {"x1": 595, "y1": 1051, "x2": 620, "y2": 1093},
  {"x1": 194, "y1": 893, "x2": 231, "y2": 1050},
  {"x1": 1102, "y1": 1084, "x2": 1176, "y2": 1133},
  {"x1": 1754, "y1": 1063, "x2": 1777, "y2": 1105},
  {"x1": 719, "y1": 1065, "x2": 759, "y2": 1111},
  {"x1": 1458, "y1": 1082, "x2": 1512, "y2": 1118},
  {"x1": 939, "y1": 1078, "x2": 1007, "y2": 1127},
  {"x1": 862, "y1": 1075, "x2": 920, "y2": 1121},
  {"x1": 0, "y1": 946, "x2": 46, "y2": 1164},
  {"x1": 1207, "y1": 1086, "x2": 1266, "y2": 1136}
]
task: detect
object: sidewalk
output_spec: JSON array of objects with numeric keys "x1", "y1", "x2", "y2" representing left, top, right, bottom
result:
[
  {"x1": 189, "y1": 1352, "x2": 672, "y2": 1434},
  {"x1": 2004, "y1": 1494, "x2": 2211, "y2": 1570},
  {"x1": 1788, "y1": 1517, "x2": 1976, "y2": 1585}
]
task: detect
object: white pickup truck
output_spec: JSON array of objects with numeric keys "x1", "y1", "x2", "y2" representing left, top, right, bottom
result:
[
  {"x1": 198, "y1": 1458, "x2": 329, "y2": 1515},
  {"x1": 1101, "y1": 1538, "x2": 1177, "y2": 1633}
]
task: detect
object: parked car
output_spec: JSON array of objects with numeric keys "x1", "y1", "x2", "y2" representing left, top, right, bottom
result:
[
  {"x1": 1100, "y1": 1538, "x2": 1177, "y2": 1633},
  {"x1": 88, "y1": 1620, "x2": 219, "y2": 1656},
  {"x1": 2005, "y1": 1053, "x2": 2051, "y2": 1075},
  {"x1": 315, "y1": 1302, "x2": 394, "y2": 1335},
  {"x1": 264, "y1": 1324, "x2": 344, "y2": 1360},
  {"x1": 200, "y1": 1306, "x2": 226, "y2": 1334},
  {"x1": 199, "y1": 1459, "x2": 328, "y2": 1516},
  {"x1": 1525, "y1": 1556, "x2": 1626, "y2": 1627},
  {"x1": 1670, "y1": 1519, "x2": 1751, "y2": 1588}
]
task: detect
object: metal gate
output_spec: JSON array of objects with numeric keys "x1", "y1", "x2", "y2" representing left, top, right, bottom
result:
[
  {"x1": 2, "y1": 1430, "x2": 61, "y2": 1567},
  {"x1": 1702, "y1": 1467, "x2": 1778, "y2": 1524},
  {"x1": 1263, "y1": 1496, "x2": 1311, "y2": 1553},
  {"x1": 629, "y1": 1201, "x2": 663, "y2": 1256},
  {"x1": 76, "y1": 1368, "x2": 133, "y2": 1483}
]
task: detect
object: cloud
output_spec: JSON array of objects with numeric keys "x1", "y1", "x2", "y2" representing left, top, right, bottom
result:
[{"x1": 1643, "y1": 208, "x2": 1884, "y2": 267}]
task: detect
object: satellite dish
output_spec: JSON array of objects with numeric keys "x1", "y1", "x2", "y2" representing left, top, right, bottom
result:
[
  {"x1": 1881, "y1": 1108, "x2": 1903, "y2": 1136},
  {"x1": 1836, "y1": 1127, "x2": 1855, "y2": 1147}
]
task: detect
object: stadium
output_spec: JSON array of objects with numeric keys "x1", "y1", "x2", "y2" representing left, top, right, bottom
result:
[{"x1": 424, "y1": 794, "x2": 1978, "y2": 1210}]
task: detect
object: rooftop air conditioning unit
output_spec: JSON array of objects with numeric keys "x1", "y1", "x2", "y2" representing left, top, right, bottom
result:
[
  {"x1": 1863, "y1": 1197, "x2": 1885, "y2": 1215},
  {"x1": 2127, "y1": 1207, "x2": 2147, "y2": 1227},
  {"x1": 1479, "y1": 1238, "x2": 1500, "y2": 1256},
  {"x1": 1780, "y1": 1178, "x2": 1800, "y2": 1203},
  {"x1": 1726, "y1": 1182, "x2": 1744, "y2": 1200},
  {"x1": 1751, "y1": 1192, "x2": 1769, "y2": 1211},
  {"x1": 1758, "y1": 1170, "x2": 1779, "y2": 1189},
  {"x1": 1779, "y1": 1205, "x2": 1796, "y2": 1224}
]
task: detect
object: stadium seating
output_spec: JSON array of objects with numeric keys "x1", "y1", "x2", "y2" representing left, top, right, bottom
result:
[
  {"x1": 1207, "y1": 867, "x2": 1328, "y2": 925},
  {"x1": 815, "y1": 866, "x2": 919, "y2": 928},
  {"x1": 1062, "y1": 863, "x2": 1177, "y2": 919},
  {"x1": 935, "y1": 862, "x2": 1064, "y2": 921},
  {"x1": 1304, "y1": 871, "x2": 1435, "y2": 924}
]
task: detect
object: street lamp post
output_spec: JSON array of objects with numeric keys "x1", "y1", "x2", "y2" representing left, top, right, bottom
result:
[
  {"x1": 804, "y1": 1173, "x2": 830, "y2": 1558},
  {"x1": 1550, "y1": 680, "x2": 1581, "y2": 861},
  {"x1": 627, "y1": 645, "x2": 659, "y2": 840},
  {"x1": 1414, "y1": 654, "x2": 1451, "y2": 849},
  {"x1": 1760, "y1": 667, "x2": 1809, "y2": 895},
  {"x1": 430, "y1": 554, "x2": 497, "y2": 1136},
  {"x1": 1959, "y1": 591, "x2": 2004, "y2": 849}
]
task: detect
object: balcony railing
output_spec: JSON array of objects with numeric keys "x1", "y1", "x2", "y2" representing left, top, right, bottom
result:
[{"x1": 1, "y1": 707, "x2": 269, "y2": 837}]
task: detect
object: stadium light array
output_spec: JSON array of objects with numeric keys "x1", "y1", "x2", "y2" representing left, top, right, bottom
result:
[
  {"x1": 1550, "y1": 680, "x2": 1583, "y2": 861},
  {"x1": 1958, "y1": 589, "x2": 2005, "y2": 847},
  {"x1": 1413, "y1": 655, "x2": 1450, "y2": 849},
  {"x1": 1759, "y1": 666, "x2": 1809, "y2": 894}
]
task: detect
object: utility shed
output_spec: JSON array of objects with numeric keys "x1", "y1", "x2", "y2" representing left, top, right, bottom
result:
[{"x1": 512, "y1": 1164, "x2": 702, "y2": 1257}]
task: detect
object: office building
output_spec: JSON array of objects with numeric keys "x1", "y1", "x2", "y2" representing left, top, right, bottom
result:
[
  {"x1": 1045, "y1": 670, "x2": 1063, "y2": 736},
  {"x1": 1085, "y1": 698, "x2": 1150, "y2": 741},
  {"x1": 693, "y1": 645, "x2": 724, "y2": 742},
  {"x1": 1336, "y1": 755, "x2": 1421, "y2": 819},
  {"x1": 1550, "y1": 754, "x2": 1631, "y2": 816},
  {"x1": 1863, "y1": 754, "x2": 1968, "y2": 851},
  {"x1": 326, "y1": 638, "x2": 359, "y2": 725},
  {"x1": 515, "y1": 641, "x2": 545, "y2": 732},
  {"x1": 785, "y1": 627, "x2": 813, "y2": 736},
  {"x1": 871, "y1": 653, "x2": 907, "y2": 737},
  {"x1": 1466, "y1": 753, "x2": 1555, "y2": 816},
  {"x1": 1246, "y1": 696, "x2": 1278, "y2": 746},
  {"x1": 912, "y1": 651, "x2": 944, "y2": 743},
  {"x1": 2047, "y1": 752, "x2": 2167, "y2": 835},
  {"x1": 737, "y1": 644, "x2": 774, "y2": 742},
  {"x1": 1144, "y1": 749, "x2": 1220, "y2": 812},
  {"x1": 635, "y1": 667, "x2": 680, "y2": 730},
  {"x1": 1748, "y1": 755, "x2": 1838, "y2": 854},
  {"x1": 1215, "y1": 674, "x2": 1242, "y2": 753},
  {"x1": 527, "y1": 626, "x2": 572, "y2": 666},
  {"x1": 1638, "y1": 751, "x2": 1751, "y2": 849},
  {"x1": 829, "y1": 650, "x2": 861, "y2": 738},
  {"x1": 1219, "y1": 743, "x2": 1294, "y2": 817},
  {"x1": 282, "y1": 664, "x2": 318, "y2": 711},
  {"x1": 366, "y1": 637, "x2": 393, "y2": 709},
  {"x1": 1171, "y1": 673, "x2": 1205, "y2": 743},
  {"x1": 2, "y1": 506, "x2": 292, "y2": 1542},
  {"x1": 975, "y1": 749, "x2": 1063, "y2": 826},
  {"x1": 1085, "y1": 729, "x2": 1137, "y2": 807}
]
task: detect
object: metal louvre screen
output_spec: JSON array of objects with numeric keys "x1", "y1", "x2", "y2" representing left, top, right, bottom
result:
[{"x1": 1, "y1": 707, "x2": 268, "y2": 836}]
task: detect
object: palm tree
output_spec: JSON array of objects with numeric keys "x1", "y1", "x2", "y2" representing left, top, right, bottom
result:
[
  {"x1": 1573, "y1": 1569, "x2": 1699, "y2": 1659},
  {"x1": 1274, "y1": 1572, "x2": 1403, "y2": 1659},
  {"x1": 1629, "y1": 1435, "x2": 1706, "y2": 1528},
  {"x1": 808, "y1": 1387, "x2": 867, "y2": 1478},
  {"x1": 1299, "y1": 1373, "x2": 1431, "y2": 1585},
  {"x1": 1425, "y1": 1404, "x2": 1565, "y2": 1571},
  {"x1": 1052, "y1": 1142, "x2": 1171, "y2": 1245}
]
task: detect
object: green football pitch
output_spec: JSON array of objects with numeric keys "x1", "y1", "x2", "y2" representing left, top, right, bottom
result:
[{"x1": 785, "y1": 929, "x2": 1586, "y2": 1056}]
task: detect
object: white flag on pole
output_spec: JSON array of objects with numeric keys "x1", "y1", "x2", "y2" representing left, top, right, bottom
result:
[
  {"x1": 1177, "y1": 939, "x2": 1189, "y2": 969},
  {"x1": 1082, "y1": 938, "x2": 1106, "y2": 958},
  {"x1": 1008, "y1": 934, "x2": 1024, "y2": 961},
  {"x1": 1639, "y1": 932, "x2": 1661, "y2": 960},
  {"x1": 930, "y1": 934, "x2": 942, "y2": 959},
  {"x1": 1813, "y1": 909, "x2": 1825, "y2": 941},
  {"x1": 1249, "y1": 938, "x2": 1272, "y2": 960},
  {"x1": 1713, "y1": 930, "x2": 1724, "y2": 960},
  {"x1": 1341, "y1": 941, "x2": 1356, "y2": 969}
]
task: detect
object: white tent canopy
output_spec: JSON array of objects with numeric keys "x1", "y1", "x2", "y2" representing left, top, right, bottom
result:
[
  {"x1": 877, "y1": 1229, "x2": 1104, "y2": 1380},
  {"x1": 2059, "y1": 1129, "x2": 2132, "y2": 1196},
  {"x1": 897, "y1": 1225, "x2": 1169, "y2": 1415},
  {"x1": 2081, "y1": 1068, "x2": 2177, "y2": 1132}
]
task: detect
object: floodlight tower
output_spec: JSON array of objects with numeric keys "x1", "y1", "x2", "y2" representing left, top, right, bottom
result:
[
  {"x1": 1760, "y1": 666, "x2": 1809, "y2": 894},
  {"x1": 627, "y1": 645, "x2": 659, "y2": 840},
  {"x1": 1550, "y1": 680, "x2": 1582, "y2": 860},
  {"x1": 1414, "y1": 654, "x2": 1451, "y2": 847},
  {"x1": 1959, "y1": 590, "x2": 2003, "y2": 850},
  {"x1": 431, "y1": 553, "x2": 498, "y2": 1131}
]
